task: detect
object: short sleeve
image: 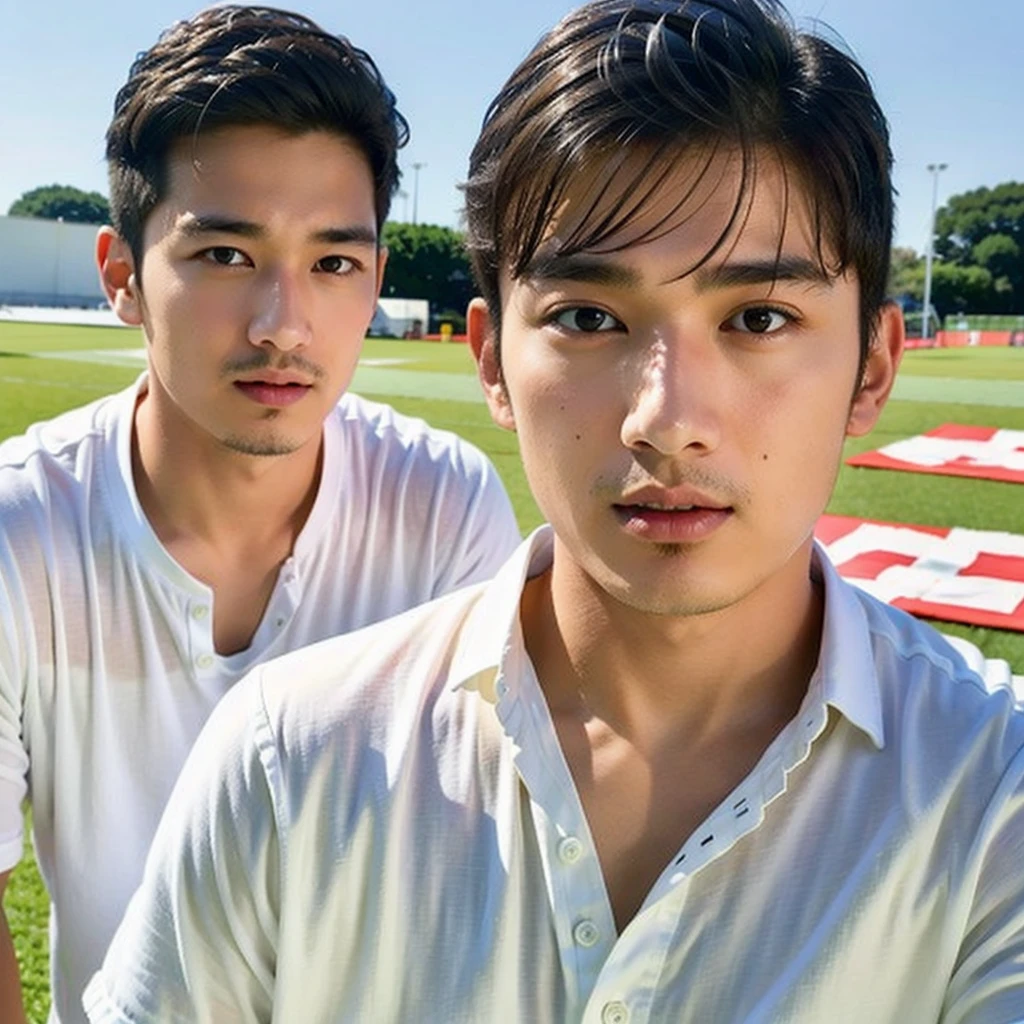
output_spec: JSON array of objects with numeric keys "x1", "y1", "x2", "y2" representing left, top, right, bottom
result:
[
  {"x1": 82, "y1": 669, "x2": 280, "y2": 1024},
  {"x1": 942, "y1": 744, "x2": 1024, "y2": 1022},
  {"x1": 0, "y1": 554, "x2": 30, "y2": 873},
  {"x1": 434, "y1": 444, "x2": 522, "y2": 595},
  {"x1": 942, "y1": 634, "x2": 1020, "y2": 702}
]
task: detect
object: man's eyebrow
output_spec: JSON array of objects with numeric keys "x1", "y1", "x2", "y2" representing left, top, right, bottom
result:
[
  {"x1": 177, "y1": 215, "x2": 262, "y2": 239},
  {"x1": 311, "y1": 226, "x2": 378, "y2": 247},
  {"x1": 693, "y1": 256, "x2": 833, "y2": 292},
  {"x1": 176, "y1": 215, "x2": 377, "y2": 246},
  {"x1": 519, "y1": 252, "x2": 641, "y2": 289}
]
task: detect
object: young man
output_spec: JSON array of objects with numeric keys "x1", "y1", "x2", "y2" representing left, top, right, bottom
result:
[
  {"x1": 86, "y1": 1, "x2": 1024, "y2": 1021},
  {"x1": 0, "y1": 7, "x2": 520, "y2": 1023}
]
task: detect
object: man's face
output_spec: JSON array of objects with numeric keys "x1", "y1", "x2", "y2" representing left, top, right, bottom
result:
[
  {"x1": 471, "y1": 152, "x2": 900, "y2": 617},
  {"x1": 117, "y1": 125, "x2": 385, "y2": 457}
]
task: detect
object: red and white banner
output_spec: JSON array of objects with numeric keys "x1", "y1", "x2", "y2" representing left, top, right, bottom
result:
[
  {"x1": 815, "y1": 514, "x2": 1024, "y2": 632},
  {"x1": 847, "y1": 424, "x2": 1024, "y2": 484}
]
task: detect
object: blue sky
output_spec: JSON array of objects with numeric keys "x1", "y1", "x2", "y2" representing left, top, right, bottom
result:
[{"x1": 1, "y1": 0, "x2": 1020, "y2": 253}]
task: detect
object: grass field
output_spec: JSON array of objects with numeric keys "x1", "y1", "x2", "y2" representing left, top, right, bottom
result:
[{"x1": 1, "y1": 321, "x2": 1023, "y2": 1020}]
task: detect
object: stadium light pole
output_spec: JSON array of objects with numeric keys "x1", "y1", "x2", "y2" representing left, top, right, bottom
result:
[
  {"x1": 411, "y1": 163, "x2": 426, "y2": 225},
  {"x1": 921, "y1": 162, "x2": 948, "y2": 340}
]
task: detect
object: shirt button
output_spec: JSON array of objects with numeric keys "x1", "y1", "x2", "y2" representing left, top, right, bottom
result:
[
  {"x1": 195, "y1": 653, "x2": 214, "y2": 670},
  {"x1": 601, "y1": 1001, "x2": 630, "y2": 1024},
  {"x1": 558, "y1": 836, "x2": 583, "y2": 864},
  {"x1": 572, "y1": 919, "x2": 600, "y2": 948},
  {"x1": 191, "y1": 605, "x2": 209, "y2": 620}
]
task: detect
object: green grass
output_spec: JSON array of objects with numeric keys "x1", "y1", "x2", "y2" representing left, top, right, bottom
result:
[
  {"x1": 898, "y1": 347, "x2": 1024, "y2": 380},
  {"x1": 2, "y1": 324, "x2": 1023, "y2": 1021}
]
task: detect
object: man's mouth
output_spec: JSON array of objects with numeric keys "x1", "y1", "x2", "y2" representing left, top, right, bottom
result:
[
  {"x1": 233, "y1": 379, "x2": 313, "y2": 408},
  {"x1": 613, "y1": 488, "x2": 734, "y2": 543}
]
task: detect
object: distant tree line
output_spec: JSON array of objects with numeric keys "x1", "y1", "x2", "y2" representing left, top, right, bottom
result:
[
  {"x1": 889, "y1": 181, "x2": 1024, "y2": 317},
  {"x1": 8, "y1": 184, "x2": 110, "y2": 224}
]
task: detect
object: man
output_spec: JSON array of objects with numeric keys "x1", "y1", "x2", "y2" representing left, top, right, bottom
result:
[
  {"x1": 86, "y1": 2, "x2": 1024, "y2": 1021},
  {"x1": 0, "y1": 7, "x2": 520, "y2": 1023}
]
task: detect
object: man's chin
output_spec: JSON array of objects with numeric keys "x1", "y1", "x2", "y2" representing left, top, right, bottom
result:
[{"x1": 220, "y1": 433, "x2": 303, "y2": 458}]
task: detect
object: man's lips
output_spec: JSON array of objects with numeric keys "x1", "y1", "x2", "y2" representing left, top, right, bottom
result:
[
  {"x1": 612, "y1": 486, "x2": 734, "y2": 543},
  {"x1": 233, "y1": 375, "x2": 313, "y2": 408}
]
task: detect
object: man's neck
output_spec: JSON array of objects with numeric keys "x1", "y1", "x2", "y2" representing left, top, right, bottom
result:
[
  {"x1": 522, "y1": 536, "x2": 824, "y2": 756},
  {"x1": 521, "y1": 536, "x2": 825, "y2": 930},
  {"x1": 131, "y1": 385, "x2": 323, "y2": 554}
]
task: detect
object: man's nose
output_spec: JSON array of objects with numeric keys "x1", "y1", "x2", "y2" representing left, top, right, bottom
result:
[
  {"x1": 247, "y1": 269, "x2": 313, "y2": 352},
  {"x1": 619, "y1": 333, "x2": 723, "y2": 457}
]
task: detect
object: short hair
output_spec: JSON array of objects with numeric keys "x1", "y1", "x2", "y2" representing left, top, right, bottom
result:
[
  {"x1": 463, "y1": 0, "x2": 894, "y2": 374},
  {"x1": 106, "y1": 5, "x2": 409, "y2": 264}
]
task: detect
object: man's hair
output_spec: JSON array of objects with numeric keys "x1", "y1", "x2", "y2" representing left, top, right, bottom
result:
[
  {"x1": 106, "y1": 5, "x2": 409, "y2": 264},
  {"x1": 463, "y1": 0, "x2": 894, "y2": 373}
]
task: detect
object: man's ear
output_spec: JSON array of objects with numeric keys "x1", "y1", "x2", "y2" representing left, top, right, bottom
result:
[
  {"x1": 847, "y1": 302, "x2": 904, "y2": 438},
  {"x1": 467, "y1": 297, "x2": 515, "y2": 431},
  {"x1": 96, "y1": 227, "x2": 143, "y2": 327}
]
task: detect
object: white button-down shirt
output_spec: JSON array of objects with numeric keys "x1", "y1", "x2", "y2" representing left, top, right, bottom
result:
[{"x1": 86, "y1": 527, "x2": 1024, "y2": 1023}]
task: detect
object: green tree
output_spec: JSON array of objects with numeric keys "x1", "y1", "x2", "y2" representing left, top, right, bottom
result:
[
  {"x1": 8, "y1": 184, "x2": 110, "y2": 224},
  {"x1": 381, "y1": 223, "x2": 475, "y2": 325},
  {"x1": 933, "y1": 182, "x2": 1024, "y2": 312},
  {"x1": 888, "y1": 246, "x2": 923, "y2": 300},
  {"x1": 929, "y1": 263, "x2": 998, "y2": 315}
]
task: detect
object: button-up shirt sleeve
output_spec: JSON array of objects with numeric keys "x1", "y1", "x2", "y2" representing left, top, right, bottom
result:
[
  {"x1": 82, "y1": 669, "x2": 279, "y2": 1024},
  {"x1": 943, "y1": 744, "x2": 1024, "y2": 1023}
]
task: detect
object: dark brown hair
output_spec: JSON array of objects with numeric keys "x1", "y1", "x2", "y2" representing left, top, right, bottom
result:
[
  {"x1": 463, "y1": 0, "x2": 894, "y2": 373},
  {"x1": 106, "y1": 5, "x2": 408, "y2": 264}
]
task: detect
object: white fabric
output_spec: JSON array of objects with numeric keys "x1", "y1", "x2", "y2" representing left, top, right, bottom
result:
[
  {"x1": 879, "y1": 430, "x2": 1024, "y2": 471},
  {"x1": 0, "y1": 375, "x2": 521, "y2": 1024},
  {"x1": 85, "y1": 527, "x2": 1024, "y2": 1024},
  {"x1": 822, "y1": 522, "x2": 1024, "y2": 615}
]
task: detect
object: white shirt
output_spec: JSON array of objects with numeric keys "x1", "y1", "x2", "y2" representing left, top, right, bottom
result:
[
  {"x1": 85, "y1": 526, "x2": 1024, "y2": 1024},
  {"x1": 0, "y1": 377, "x2": 521, "y2": 1024}
]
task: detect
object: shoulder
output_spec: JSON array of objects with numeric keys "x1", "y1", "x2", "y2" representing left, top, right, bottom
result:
[
  {"x1": 0, "y1": 387, "x2": 126, "y2": 492},
  {"x1": 255, "y1": 582, "x2": 487, "y2": 759},
  {"x1": 0, "y1": 390, "x2": 127, "y2": 557},
  {"x1": 853, "y1": 585, "x2": 1024, "y2": 768}
]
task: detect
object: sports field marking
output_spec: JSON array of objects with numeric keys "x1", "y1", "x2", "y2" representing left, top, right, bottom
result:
[
  {"x1": 890, "y1": 375, "x2": 1024, "y2": 409},
  {"x1": 15, "y1": 349, "x2": 1024, "y2": 408},
  {"x1": 350, "y1": 367, "x2": 484, "y2": 403},
  {"x1": 28, "y1": 348, "x2": 421, "y2": 374}
]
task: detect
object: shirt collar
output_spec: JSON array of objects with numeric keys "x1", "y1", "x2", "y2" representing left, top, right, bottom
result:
[
  {"x1": 448, "y1": 526, "x2": 553, "y2": 702},
  {"x1": 449, "y1": 526, "x2": 885, "y2": 750},
  {"x1": 812, "y1": 541, "x2": 886, "y2": 749}
]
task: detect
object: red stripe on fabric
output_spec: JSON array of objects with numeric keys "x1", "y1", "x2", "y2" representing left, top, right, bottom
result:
[
  {"x1": 815, "y1": 514, "x2": 949, "y2": 540},
  {"x1": 892, "y1": 597, "x2": 1024, "y2": 632},
  {"x1": 845, "y1": 451, "x2": 1024, "y2": 484},
  {"x1": 834, "y1": 551, "x2": 918, "y2": 580},
  {"x1": 928, "y1": 424, "x2": 997, "y2": 442},
  {"x1": 813, "y1": 514, "x2": 864, "y2": 544},
  {"x1": 961, "y1": 553, "x2": 1024, "y2": 583}
]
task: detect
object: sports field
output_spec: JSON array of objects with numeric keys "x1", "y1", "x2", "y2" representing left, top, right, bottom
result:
[{"x1": 1, "y1": 322, "x2": 1022, "y2": 1020}]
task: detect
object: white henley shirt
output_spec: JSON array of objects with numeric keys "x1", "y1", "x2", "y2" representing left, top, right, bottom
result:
[{"x1": 0, "y1": 376, "x2": 521, "y2": 1024}]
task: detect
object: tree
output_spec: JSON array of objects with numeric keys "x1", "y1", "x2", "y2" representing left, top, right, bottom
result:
[
  {"x1": 8, "y1": 184, "x2": 110, "y2": 225},
  {"x1": 381, "y1": 223, "x2": 475, "y2": 326},
  {"x1": 888, "y1": 246, "x2": 924, "y2": 301},
  {"x1": 933, "y1": 182, "x2": 1024, "y2": 312}
]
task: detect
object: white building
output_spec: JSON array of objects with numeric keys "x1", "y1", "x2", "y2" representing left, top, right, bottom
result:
[{"x1": 0, "y1": 215, "x2": 105, "y2": 307}]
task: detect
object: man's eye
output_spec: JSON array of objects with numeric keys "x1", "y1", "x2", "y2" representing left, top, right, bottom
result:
[
  {"x1": 315, "y1": 255, "x2": 355, "y2": 275},
  {"x1": 553, "y1": 307, "x2": 624, "y2": 333},
  {"x1": 201, "y1": 247, "x2": 247, "y2": 266},
  {"x1": 724, "y1": 307, "x2": 791, "y2": 334}
]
